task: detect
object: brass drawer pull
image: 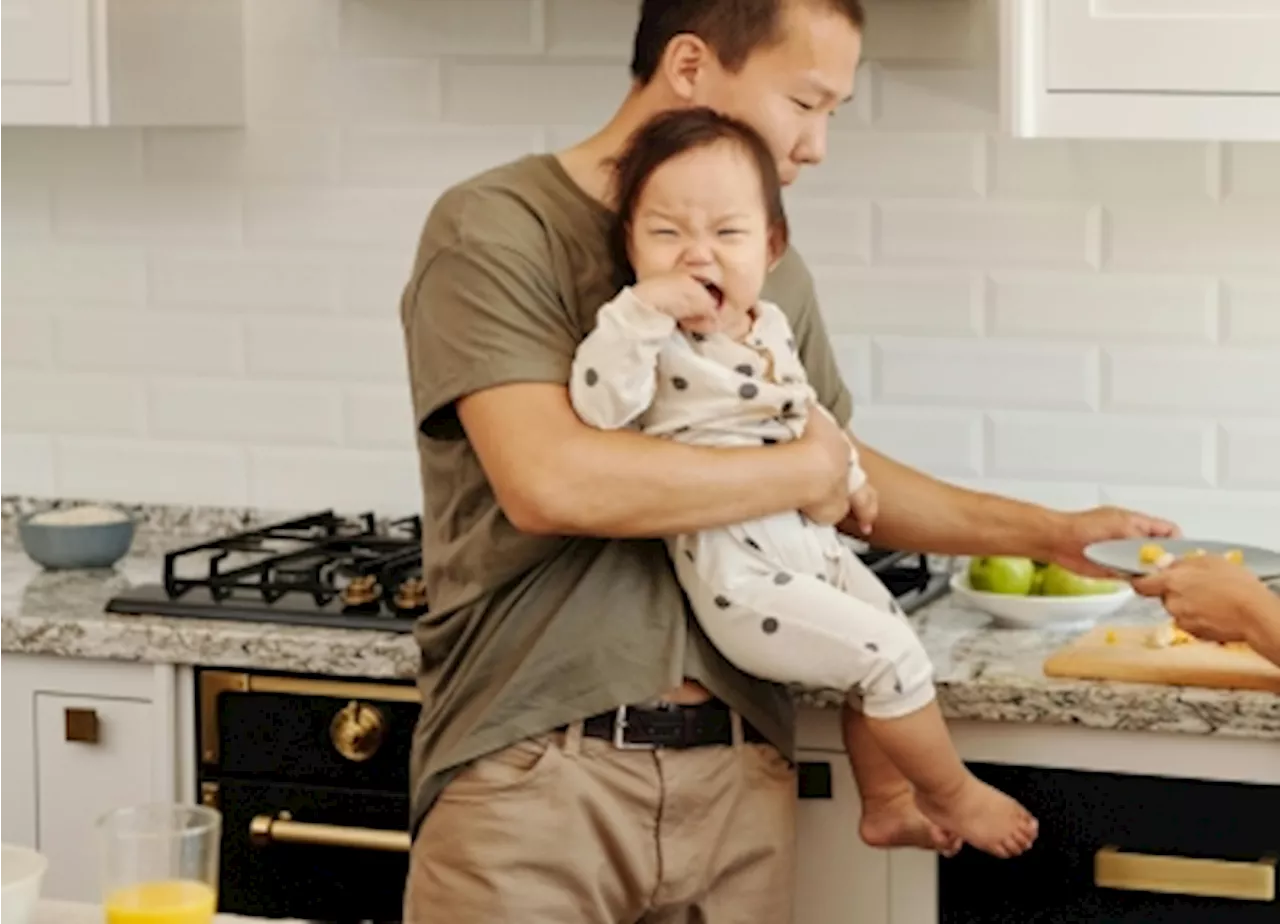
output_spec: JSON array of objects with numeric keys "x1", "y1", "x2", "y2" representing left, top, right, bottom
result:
[
  {"x1": 250, "y1": 814, "x2": 410, "y2": 853},
  {"x1": 1095, "y1": 845, "x2": 1276, "y2": 902},
  {"x1": 64, "y1": 707, "x2": 100, "y2": 743}
]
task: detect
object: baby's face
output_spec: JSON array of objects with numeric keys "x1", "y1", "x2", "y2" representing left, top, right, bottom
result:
[{"x1": 627, "y1": 142, "x2": 775, "y2": 329}]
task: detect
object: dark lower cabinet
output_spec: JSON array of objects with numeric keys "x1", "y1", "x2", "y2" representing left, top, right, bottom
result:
[{"x1": 940, "y1": 763, "x2": 1279, "y2": 924}]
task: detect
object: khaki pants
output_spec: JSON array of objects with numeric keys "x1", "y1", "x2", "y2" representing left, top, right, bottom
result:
[{"x1": 404, "y1": 719, "x2": 797, "y2": 923}]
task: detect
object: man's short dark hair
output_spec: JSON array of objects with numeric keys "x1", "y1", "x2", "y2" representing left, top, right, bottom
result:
[{"x1": 630, "y1": 0, "x2": 866, "y2": 84}]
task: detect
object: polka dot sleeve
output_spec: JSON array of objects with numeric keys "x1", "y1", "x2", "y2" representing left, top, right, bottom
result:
[{"x1": 569, "y1": 287, "x2": 678, "y2": 430}]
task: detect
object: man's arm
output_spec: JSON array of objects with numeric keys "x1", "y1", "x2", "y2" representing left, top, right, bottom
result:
[
  {"x1": 407, "y1": 237, "x2": 852, "y2": 540},
  {"x1": 459, "y1": 382, "x2": 846, "y2": 537},
  {"x1": 846, "y1": 440, "x2": 1065, "y2": 560}
]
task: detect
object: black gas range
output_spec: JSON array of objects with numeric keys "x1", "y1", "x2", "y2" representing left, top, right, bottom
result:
[{"x1": 104, "y1": 509, "x2": 951, "y2": 630}]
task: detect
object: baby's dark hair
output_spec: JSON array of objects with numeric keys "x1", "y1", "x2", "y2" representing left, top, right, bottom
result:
[{"x1": 609, "y1": 106, "x2": 789, "y2": 285}]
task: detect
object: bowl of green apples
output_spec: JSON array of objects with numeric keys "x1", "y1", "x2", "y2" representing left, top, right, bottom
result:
[{"x1": 950, "y1": 557, "x2": 1133, "y2": 629}]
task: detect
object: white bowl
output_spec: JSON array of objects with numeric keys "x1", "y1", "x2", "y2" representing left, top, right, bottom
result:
[
  {"x1": 949, "y1": 572, "x2": 1133, "y2": 629},
  {"x1": 1, "y1": 844, "x2": 49, "y2": 924}
]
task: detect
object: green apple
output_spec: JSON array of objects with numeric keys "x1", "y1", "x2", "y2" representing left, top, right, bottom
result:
[
  {"x1": 1038, "y1": 562, "x2": 1121, "y2": 597},
  {"x1": 968, "y1": 556, "x2": 1036, "y2": 595},
  {"x1": 1029, "y1": 568, "x2": 1047, "y2": 595}
]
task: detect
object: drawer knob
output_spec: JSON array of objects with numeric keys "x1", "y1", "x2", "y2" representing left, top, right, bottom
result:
[
  {"x1": 1095, "y1": 845, "x2": 1277, "y2": 902},
  {"x1": 65, "y1": 707, "x2": 100, "y2": 744}
]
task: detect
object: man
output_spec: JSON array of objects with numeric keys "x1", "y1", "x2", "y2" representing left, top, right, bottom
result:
[{"x1": 399, "y1": 1, "x2": 1178, "y2": 920}]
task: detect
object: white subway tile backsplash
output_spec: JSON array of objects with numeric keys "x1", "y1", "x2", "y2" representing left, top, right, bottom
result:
[
  {"x1": 148, "y1": 252, "x2": 340, "y2": 315},
  {"x1": 58, "y1": 439, "x2": 249, "y2": 506},
  {"x1": 1222, "y1": 277, "x2": 1280, "y2": 344},
  {"x1": 1220, "y1": 422, "x2": 1280, "y2": 489},
  {"x1": 246, "y1": 318, "x2": 407, "y2": 382},
  {"x1": 339, "y1": 125, "x2": 542, "y2": 188},
  {"x1": 545, "y1": 0, "x2": 636, "y2": 57},
  {"x1": 1105, "y1": 205, "x2": 1280, "y2": 273},
  {"x1": 343, "y1": 385, "x2": 417, "y2": 449},
  {"x1": 851, "y1": 408, "x2": 982, "y2": 477},
  {"x1": 441, "y1": 60, "x2": 630, "y2": 124},
  {"x1": 144, "y1": 126, "x2": 340, "y2": 184},
  {"x1": 875, "y1": 202, "x2": 1094, "y2": 269},
  {"x1": 1100, "y1": 486, "x2": 1280, "y2": 547},
  {"x1": 52, "y1": 185, "x2": 242, "y2": 243},
  {"x1": 871, "y1": 65, "x2": 998, "y2": 131},
  {"x1": 988, "y1": 273, "x2": 1216, "y2": 343},
  {"x1": 1, "y1": 314, "x2": 54, "y2": 369},
  {"x1": 1, "y1": 0, "x2": 1277, "y2": 526},
  {"x1": 249, "y1": 447, "x2": 419, "y2": 514},
  {"x1": 990, "y1": 139, "x2": 1213, "y2": 201},
  {"x1": 2, "y1": 245, "x2": 147, "y2": 306},
  {"x1": 2, "y1": 373, "x2": 145, "y2": 436},
  {"x1": 790, "y1": 132, "x2": 983, "y2": 198},
  {"x1": 55, "y1": 313, "x2": 244, "y2": 376},
  {"x1": 148, "y1": 380, "x2": 343, "y2": 445},
  {"x1": 785, "y1": 201, "x2": 872, "y2": 265},
  {"x1": 2, "y1": 185, "x2": 51, "y2": 240},
  {"x1": 987, "y1": 413, "x2": 1214, "y2": 486},
  {"x1": 814, "y1": 269, "x2": 981, "y2": 336},
  {"x1": 874, "y1": 338, "x2": 1097, "y2": 410},
  {"x1": 1106, "y1": 347, "x2": 1280, "y2": 416},
  {"x1": 2, "y1": 435, "x2": 57, "y2": 497},
  {"x1": 1, "y1": 128, "x2": 143, "y2": 183},
  {"x1": 245, "y1": 187, "x2": 436, "y2": 247},
  {"x1": 342, "y1": 0, "x2": 537, "y2": 56}
]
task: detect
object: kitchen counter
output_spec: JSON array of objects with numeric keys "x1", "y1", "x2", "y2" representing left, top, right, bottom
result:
[
  {"x1": 3, "y1": 522, "x2": 1278, "y2": 741},
  {"x1": 34, "y1": 898, "x2": 307, "y2": 924}
]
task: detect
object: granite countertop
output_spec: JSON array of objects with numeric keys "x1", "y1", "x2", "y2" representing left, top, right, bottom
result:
[{"x1": 3, "y1": 517, "x2": 1278, "y2": 741}]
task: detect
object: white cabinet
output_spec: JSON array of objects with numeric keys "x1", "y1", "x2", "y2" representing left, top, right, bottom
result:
[
  {"x1": 1002, "y1": 0, "x2": 1280, "y2": 141},
  {"x1": 1, "y1": 0, "x2": 244, "y2": 127},
  {"x1": 1, "y1": 654, "x2": 178, "y2": 903},
  {"x1": 793, "y1": 750, "x2": 889, "y2": 924}
]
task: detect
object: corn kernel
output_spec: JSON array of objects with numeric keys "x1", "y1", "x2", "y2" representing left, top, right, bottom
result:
[
  {"x1": 1224, "y1": 548, "x2": 1244, "y2": 564},
  {"x1": 1138, "y1": 543, "x2": 1165, "y2": 564},
  {"x1": 1104, "y1": 630, "x2": 1118, "y2": 645}
]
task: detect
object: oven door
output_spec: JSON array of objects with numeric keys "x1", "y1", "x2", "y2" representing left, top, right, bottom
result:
[
  {"x1": 211, "y1": 778, "x2": 410, "y2": 922},
  {"x1": 940, "y1": 762, "x2": 1280, "y2": 923}
]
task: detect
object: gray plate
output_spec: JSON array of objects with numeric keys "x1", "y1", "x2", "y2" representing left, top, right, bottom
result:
[{"x1": 1083, "y1": 537, "x2": 1280, "y2": 580}]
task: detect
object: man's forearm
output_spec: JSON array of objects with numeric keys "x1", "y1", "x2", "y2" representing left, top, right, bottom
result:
[
  {"x1": 845, "y1": 441, "x2": 1065, "y2": 559},
  {"x1": 529, "y1": 427, "x2": 820, "y2": 537},
  {"x1": 1242, "y1": 584, "x2": 1280, "y2": 668}
]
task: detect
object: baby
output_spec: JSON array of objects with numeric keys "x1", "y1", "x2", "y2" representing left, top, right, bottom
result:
[{"x1": 569, "y1": 107, "x2": 1038, "y2": 859}]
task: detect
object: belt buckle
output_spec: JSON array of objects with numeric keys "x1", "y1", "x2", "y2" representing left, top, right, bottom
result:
[{"x1": 612, "y1": 705, "x2": 658, "y2": 750}]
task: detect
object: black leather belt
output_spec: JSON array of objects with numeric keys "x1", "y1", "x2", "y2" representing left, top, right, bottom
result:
[{"x1": 579, "y1": 699, "x2": 768, "y2": 749}]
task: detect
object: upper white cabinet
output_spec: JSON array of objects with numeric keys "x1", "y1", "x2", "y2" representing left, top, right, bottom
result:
[
  {"x1": 1, "y1": 0, "x2": 244, "y2": 127},
  {"x1": 1002, "y1": 0, "x2": 1280, "y2": 141}
]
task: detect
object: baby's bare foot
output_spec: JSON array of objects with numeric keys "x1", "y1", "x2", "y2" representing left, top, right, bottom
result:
[
  {"x1": 860, "y1": 789, "x2": 963, "y2": 856},
  {"x1": 915, "y1": 775, "x2": 1038, "y2": 859}
]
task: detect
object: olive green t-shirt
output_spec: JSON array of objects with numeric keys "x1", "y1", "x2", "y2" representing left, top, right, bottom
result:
[{"x1": 400, "y1": 153, "x2": 853, "y2": 835}]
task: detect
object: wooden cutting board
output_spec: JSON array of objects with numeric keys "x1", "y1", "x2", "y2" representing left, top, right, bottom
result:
[{"x1": 1043, "y1": 624, "x2": 1280, "y2": 693}]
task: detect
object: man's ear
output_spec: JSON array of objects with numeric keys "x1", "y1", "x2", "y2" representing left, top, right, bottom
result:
[{"x1": 657, "y1": 34, "x2": 715, "y2": 102}]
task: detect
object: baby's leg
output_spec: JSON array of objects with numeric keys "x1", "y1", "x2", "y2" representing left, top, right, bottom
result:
[
  {"x1": 843, "y1": 707, "x2": 961, "y2": 855},
  {"x1": 687, "y1": 553, "x2": 1037, "y2": 858}
]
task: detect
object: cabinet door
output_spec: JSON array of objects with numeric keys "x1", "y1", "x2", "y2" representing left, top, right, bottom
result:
[
  {"x1": 1045, "y1": 0, "x2": 1280, "y2": 95},
  {"x1": 1, "y1": 0, "x2": 80, "y2": 84},
  {"x1": 35, "y1": 692, "x2": 158, "y2": 902},
  {"x1": 793, "y1": 752, "x2": 890, "y2": 924}
]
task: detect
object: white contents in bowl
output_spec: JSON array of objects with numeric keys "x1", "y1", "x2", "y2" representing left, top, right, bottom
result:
[{"x1": 29, "y1": 504, "x2": 130, "y2": 526}]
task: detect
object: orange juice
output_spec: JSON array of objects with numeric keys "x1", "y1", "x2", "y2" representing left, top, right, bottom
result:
[{"x1": 104, "y1": 880, "x2": 216, "y2": 924}]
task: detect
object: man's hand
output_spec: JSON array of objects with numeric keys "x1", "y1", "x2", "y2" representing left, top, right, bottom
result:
[
  {"x1": 795, "y1": 404, "x2": 852, "y2": 525},
  {"x1": 1132, "y1": 555, "x2": 1275, "y2": 645},
  {"x1": 1047, "y1": 505, "x2": 1181, "y2": 577}
]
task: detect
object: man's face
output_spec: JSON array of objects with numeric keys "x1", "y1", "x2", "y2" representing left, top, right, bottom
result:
[{"x1": 692, "y1": 4, "x2": 861, "y2": 185}]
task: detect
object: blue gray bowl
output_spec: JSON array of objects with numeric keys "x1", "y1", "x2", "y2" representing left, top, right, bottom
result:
[{"x1": 17, "y1": 508, "x2": 136, "y2": 570}]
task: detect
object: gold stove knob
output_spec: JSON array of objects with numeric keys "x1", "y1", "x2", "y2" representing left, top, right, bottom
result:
[{"x1": 329, "y1": 700, "x2": 385, "y2": 762}]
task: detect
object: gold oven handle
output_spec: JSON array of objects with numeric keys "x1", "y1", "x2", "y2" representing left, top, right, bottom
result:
[
  {"x1": 1094, "y1": 845, "x2": 1276, "y2": 902},
  {"x1": 250, "y1": 814, "x2": 410, "y2": 854}
]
